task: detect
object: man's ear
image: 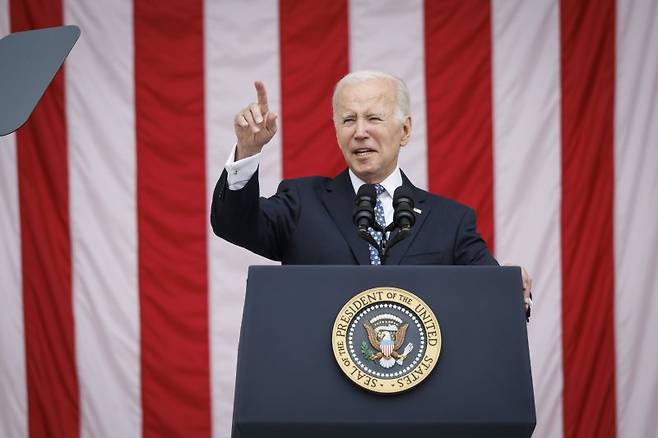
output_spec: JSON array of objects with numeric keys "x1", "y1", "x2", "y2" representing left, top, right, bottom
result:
[{"x1": 400, "y1": 116, "x2": 412, "y2": 147}]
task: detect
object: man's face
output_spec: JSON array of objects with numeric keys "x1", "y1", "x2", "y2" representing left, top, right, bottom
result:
[{"x1": 334, "y1": 79, "x2": 411, "y2": 184}]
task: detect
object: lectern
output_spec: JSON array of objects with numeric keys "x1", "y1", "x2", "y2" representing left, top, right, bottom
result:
[{"x1": 232, "y1": 265, "x2": 536, "y2": 438}]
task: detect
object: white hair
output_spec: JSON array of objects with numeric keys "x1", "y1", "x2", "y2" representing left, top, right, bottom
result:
[{"x1": 332, "y1": 70, "x2": 410, "y2": 125}]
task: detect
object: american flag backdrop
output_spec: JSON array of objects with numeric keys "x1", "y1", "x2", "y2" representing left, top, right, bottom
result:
[{"x1": 1, "y1": 0, "x2": 657, "y2": 437}]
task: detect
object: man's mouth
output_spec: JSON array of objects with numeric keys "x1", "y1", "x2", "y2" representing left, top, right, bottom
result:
[{"x1": 354, "y1": 148, "x2": 375, "y2": 156}]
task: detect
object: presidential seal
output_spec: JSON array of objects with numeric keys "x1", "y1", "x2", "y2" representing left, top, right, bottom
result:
[{"x1": 331, "y1": 287, "x2": 441, "y2": 394}]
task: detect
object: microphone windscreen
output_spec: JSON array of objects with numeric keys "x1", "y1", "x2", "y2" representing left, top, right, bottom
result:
[
  {"x1": 393, "y1": 186, "x2": 414, "y2": 208},
  {"x1": 356, "y1": 183, "x2": 376, "y2": 201},
  {"x1": 353, "y1": 184, "x2": 377, "y2": 229}
]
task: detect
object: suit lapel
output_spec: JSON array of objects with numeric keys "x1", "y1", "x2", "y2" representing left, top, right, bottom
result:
[
  {"x1": 384, "y1": 172, "x2": 432, "y2": 265},
  {"x1": 320, "y1": 170, "x2": 371, "y2": 265}
]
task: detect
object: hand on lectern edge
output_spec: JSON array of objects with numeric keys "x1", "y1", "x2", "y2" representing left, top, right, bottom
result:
[{"x1": 504, "y1": 263, "x2": 533, "y2": 320}]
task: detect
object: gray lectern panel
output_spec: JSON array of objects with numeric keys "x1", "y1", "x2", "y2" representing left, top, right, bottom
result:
[{"x1": 0, "y1": 26, "x2": 80, "y2": 136}]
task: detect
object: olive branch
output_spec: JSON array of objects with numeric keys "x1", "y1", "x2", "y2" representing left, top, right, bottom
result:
[{"x1": 361, "y1": 341, "x2": 376, "y2": 361}]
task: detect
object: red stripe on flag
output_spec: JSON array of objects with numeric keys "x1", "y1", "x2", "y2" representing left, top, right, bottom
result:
[
  {"x1": 10, "y1": 2, "x2": 79, "y2": 437},
  {"x1": 560, "y1": 0, "x2": 617, "y2": 436},
  {"x1": 279, "y1": 0, "x2": 349, "y2": 178},
  {"x1": 134, "y1": 2, "x2": 211, "y2": 436},
  {"x1": 424, "y1": 0, "x2": 495, "y2": 251}
]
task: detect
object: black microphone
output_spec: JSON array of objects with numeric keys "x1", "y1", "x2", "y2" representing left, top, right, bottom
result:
[
  {"x1": 353, "y1": 184, "x2": 377, "y2": 232},
  {"x1": 353, "y1": 184, "x2": 383, "y2": 252},
  {"x1": 392, "y1": 186, "x2": 415, "y2": 231},
  {"x1": 382, "y1": 186, "x2": 416, "y2": 256}
]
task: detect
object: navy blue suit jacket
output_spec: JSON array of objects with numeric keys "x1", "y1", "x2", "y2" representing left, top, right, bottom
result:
[{"x1": 210, "y1": 168, "x2": 497, "y2": 266}]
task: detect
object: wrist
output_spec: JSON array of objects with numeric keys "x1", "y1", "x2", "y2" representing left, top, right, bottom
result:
[{"x1": 235, "y1": 144, "x2": 261, "y2": 161}]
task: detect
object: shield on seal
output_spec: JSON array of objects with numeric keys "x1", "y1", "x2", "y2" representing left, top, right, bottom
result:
[{"x1": 381, "y1": 337, "x2": 394, "y2": 357}]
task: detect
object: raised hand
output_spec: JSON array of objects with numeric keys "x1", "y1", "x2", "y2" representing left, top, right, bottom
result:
[{"x1": 234, "y1": 81, "x2": 278, "y2": 160}]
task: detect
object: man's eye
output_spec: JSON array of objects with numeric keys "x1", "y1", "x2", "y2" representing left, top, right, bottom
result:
[
  {"x1": 343, "y1": 118, "x2": 355, "y2": 124},
  {"x1": 369, "y1": 116, "x2": 383, "y2": 122}
]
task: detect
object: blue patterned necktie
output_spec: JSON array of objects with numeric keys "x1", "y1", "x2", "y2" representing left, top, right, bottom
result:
[{"x1": 368, "y1": 184, "x2": 386, "y2": 265}]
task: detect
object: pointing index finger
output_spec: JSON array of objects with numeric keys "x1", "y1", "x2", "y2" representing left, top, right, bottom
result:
[{"x1": 254, "y1": 81, "x2": 269, "y2": 114}]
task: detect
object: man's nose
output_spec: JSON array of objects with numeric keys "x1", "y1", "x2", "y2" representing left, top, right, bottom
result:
[{"x1": 354, "y1": 119, "x2": 369, "y2": 139}]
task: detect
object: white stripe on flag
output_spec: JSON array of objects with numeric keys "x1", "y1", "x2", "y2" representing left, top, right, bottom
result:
[
  {"x1": 204, "y1": 1, "x2": 281, "y2": 437},
  {"x1": 0, "y1": 131, "x2": 28, "y2": 438},
  {"x1": 65, "y1": 1, "x2": 141, "y2": 437},
  {"x1": 0, "y1": 5, "x2": 28, "y2": 438},
  {"x1": 349, "y1": 0, "x2": 428, "y2": 190},
  {"x1": 614, "y1": 1, "x2": 658, "y2": 437},
  {"x1": 491, "y1": 1, "x2": 563, "y2": 437}
]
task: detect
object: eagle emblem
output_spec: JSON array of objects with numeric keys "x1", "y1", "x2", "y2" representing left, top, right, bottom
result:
[{"x1": 362, "y1": 313, "x2": 414, "y2": 369}]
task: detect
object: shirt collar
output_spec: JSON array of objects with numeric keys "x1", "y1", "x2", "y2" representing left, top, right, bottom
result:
[{"x1": 348, "y1": 167, "x2": 402, "y2": 198}]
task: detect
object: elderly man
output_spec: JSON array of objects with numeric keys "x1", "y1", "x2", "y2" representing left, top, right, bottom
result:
[{"x1": 210, "y1": 71, "x2": 531, "y2": 312}]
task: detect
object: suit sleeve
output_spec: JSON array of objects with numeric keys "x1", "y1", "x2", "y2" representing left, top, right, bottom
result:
[
  {"x1": 210, "y1": 169, "x2": 299, "y2": 261},
  {"x1": 453, "y1": 207, "x2": 498, "y2": 266}
]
